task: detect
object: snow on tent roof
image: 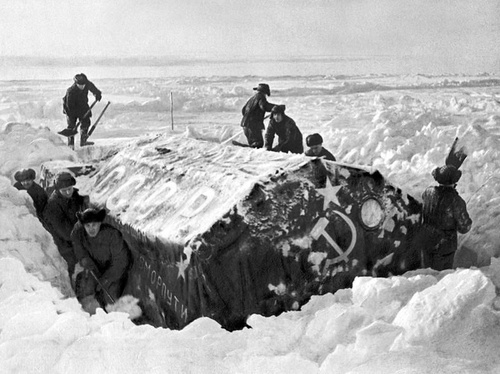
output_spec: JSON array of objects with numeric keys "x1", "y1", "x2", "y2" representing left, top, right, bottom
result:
[{"x1": 83, "y1": 135, "x2": 313, "y2": 243}]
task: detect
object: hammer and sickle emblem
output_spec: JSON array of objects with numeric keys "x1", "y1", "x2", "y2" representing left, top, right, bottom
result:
[{"x1": 310, "y1": 211, "x2": 357, "y2": 264}]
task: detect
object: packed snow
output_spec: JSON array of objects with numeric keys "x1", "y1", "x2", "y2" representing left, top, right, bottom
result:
[{"x1": 1, "y1": 72, "x2": 500, "y2": 373}]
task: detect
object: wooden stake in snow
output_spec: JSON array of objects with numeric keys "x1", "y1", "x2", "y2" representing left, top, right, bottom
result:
[{"x1": 170, "y1": 91, "x2": 174, "y2": 130}]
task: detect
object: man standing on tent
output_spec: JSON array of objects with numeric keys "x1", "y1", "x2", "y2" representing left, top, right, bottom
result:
[
  {"x1": 264, "y1": 105, "x2": 304, "y2": 154},
  {"x1": 13, "y1": 168, "x2": 48, "y2": 221},
  {"x1": 421, "y1": 164, "x2": 472, "y2": 270},
  {"x1": 304, "y1": 133, "x2": 336, "y2": 161},
  {"x1": 240, "y1": 83, "x2": 276, "y2": 148},
  {"x1": 71, "y1": 208, "x2": 131, "y2": 306},
  {"x1": 62, "y1": 73, "x2": 102, "y2": 147},
  {"x1": 44, "y1": 171, "x2": 88, "y2": 282}
]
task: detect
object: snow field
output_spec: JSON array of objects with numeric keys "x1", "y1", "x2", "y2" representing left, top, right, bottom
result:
[{"x1": 0, "y1": 74, "x2": 500, "y2": 373}]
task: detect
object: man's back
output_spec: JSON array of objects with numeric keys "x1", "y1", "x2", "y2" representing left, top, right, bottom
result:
[
  {"x1": 422, "y1": 185, "x2": 472, "y2": 234},
  {"x1": 241, "y1": 92, "x2": 273, "y2": 129}
]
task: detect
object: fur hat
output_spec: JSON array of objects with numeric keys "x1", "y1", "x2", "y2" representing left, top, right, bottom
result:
[
  {"x1": 432, "y1": 165, "x2": 462, "y2": 185},
  {"x1": 77, "y1": 208, "x2": 106, "y2": 224},
  {"x1": 14, "y1": 168, "x2": 36, "y2": 182},
  {"x1": 253, "y1": 83, "x2": 271, "y2": 96},
  {"x1": 271, "y1": 104, "x2": 286, "y2": 114},
  {"x1": 55, "y1": 171, "x2": 76, "y2": 189},
  {"x1": 74, "y1": 73, "x2": 88, "y2": 85},
  {"x1": 306, "y1": 133, "x2": 323, "y2": 147}
]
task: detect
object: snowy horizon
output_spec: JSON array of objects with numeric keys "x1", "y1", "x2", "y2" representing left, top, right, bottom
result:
[{"x1": 0, "y1": 55, "x2": 498, "y2": 81}]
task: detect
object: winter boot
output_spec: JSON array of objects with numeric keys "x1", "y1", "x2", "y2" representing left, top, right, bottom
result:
[
  {"x1": 80, "y1": 133, "x2": 94, "y2": 147},
  {"x1": 68, "y1": 136, "x2": 75, "y2": 149}
]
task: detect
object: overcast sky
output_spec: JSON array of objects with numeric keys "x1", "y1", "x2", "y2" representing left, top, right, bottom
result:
[{"x1": 1, "y1": 0, "x2": 499, "y2": 59}]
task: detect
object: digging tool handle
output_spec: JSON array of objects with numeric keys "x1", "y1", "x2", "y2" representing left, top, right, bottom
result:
[
  {"x1": 88, "y1": 101, "x2": 111, "y2": 137},
  {"x1": 75, "y1": 99, "x2": 98, "y2": 131},
  {"x1": 89, "y1": 270, "x2": 115, "y2": 304},
  {"x1": 59, "y1": 99, "x2": 98, "y2": 137},
  {"x1": 221, "y1": 130, "x2": 244, "y2": 145}
]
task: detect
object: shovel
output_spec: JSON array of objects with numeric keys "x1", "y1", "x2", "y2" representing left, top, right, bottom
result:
[
  {"x1": 221, "y1": 129, "x2": 244, "y2": 145},
  {"x1": 89, "y1": 270, "x2": 116, "y2": 304},
  {"x1": 58, "y1": 99, "x2": 98, "y2": 137},
  {"x1": 87, "y1": 101, "x2": 111, "y2": 138}
]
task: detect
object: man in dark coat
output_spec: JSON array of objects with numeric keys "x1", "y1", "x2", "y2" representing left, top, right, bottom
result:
[
  {"x1": 240, "y1": 83, "x2": 276, "y2": 148},
  {"x1": 420, "y1": 165, "x2": 472, "y2": 270},
  {"x1": 13, "y1": 168, "x2": 48, "y2": 220},
  {"x1": 44, "y1": 171, "x2": 88, "y2": 280},
  {"x1": 264, "y1": 105, "x2": 304, "y2": 154},
  {"x1": 305, "y1": 133, "x2": 336, "y2": 161},
  {"x1": 71, "y1": 208, "x2": 131, "y2": 306},
  {"x1": 63, "y1": 73, "x2": 102, "y2": 147}
]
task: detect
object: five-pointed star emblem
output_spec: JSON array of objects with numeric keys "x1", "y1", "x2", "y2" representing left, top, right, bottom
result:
[
  {"x1": 316, "y1": 177, "x2": 342, "y2": 210},
  {"x1": 176, "y1": 257, "x2": 189, "y2": 280}
]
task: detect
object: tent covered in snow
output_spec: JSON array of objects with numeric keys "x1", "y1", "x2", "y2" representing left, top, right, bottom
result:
[{"x1": 41, "y1": 135, "x2": 422, "y2": 330}]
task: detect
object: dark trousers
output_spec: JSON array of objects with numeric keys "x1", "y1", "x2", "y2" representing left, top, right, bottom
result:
[
  {"x1": 422, "y1": 250, "x2": 455, "y2": 271},
  {"x1": 418, "y1": 225, "x2": 457, "y2": 271},
  {"x1": 66, "y1": 115, "x2": 91, "y2": 146},
  {"x1": 243, "y1": 126, "x2": 264, "y2": 148}
]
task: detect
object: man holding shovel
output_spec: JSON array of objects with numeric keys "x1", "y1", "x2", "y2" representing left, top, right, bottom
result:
[
  {"x1": 62, "y1": 73, "x2": 102, "y2": 147},
  {"x1": 71, "y1": 208, "x2": 131, "y2": 308}
]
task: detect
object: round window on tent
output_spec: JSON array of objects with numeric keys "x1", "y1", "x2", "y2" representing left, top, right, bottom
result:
[{"x1": 359, "y1": 197, "x2": 385, "y2": 230}]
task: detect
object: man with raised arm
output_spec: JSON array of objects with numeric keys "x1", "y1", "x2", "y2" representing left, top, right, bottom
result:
[
  {"x1": 421, "y1": 165, "x2": 472, "y2": 270},
  {"x1": 240, "y1": 83, "x2": 276, "y2": 148}
]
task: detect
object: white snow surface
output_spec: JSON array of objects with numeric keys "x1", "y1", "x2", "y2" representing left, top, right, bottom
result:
[{"x1": 1, "y1": 73, "x2": 500, "y2": 373}]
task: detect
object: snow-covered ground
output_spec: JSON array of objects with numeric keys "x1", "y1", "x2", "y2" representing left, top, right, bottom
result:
[{"x1": 1, "y1": 72, "x2": 500, "y2": 373}]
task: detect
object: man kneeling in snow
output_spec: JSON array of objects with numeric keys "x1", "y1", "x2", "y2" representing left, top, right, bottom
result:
[
  {"x1": 264, "y1": 105, "x2": 304, "y2": 154},
  {"x1": 71, "y1": 208, "x2": 131, "y2": 309}
]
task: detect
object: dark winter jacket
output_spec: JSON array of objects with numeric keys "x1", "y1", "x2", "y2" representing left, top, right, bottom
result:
[
  {"x1": 44, "y1": 188, "x2": 87, "y2": 246},
  {"x1": 265, "y1": 115, "x2": 304, "y2": 154},
  {"x1": 71, "y1": 222, "x2": 130, "y2": 284},
  {"x1": 241, "y1": 92, "x2": 275, "y2": 131},
  {"x1": 14, "y1": 181, "x2": 48, "y2": 218},
  {"x1": 421, "y1": 185, "x2": 472, "y2": 256},
  {"x1": 422, "y1": 186, "x2": 472, "y2": 234},
  {"x1": 305, "y1": 147, "x2": 336, "y2": 161},
  {"x1": 63, "y1": 82, "x2": 101, "y2": 118}
]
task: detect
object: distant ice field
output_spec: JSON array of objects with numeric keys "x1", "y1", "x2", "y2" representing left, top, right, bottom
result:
[{"x1": 0, "y1": 54, "x2": 498, "y2": 81}]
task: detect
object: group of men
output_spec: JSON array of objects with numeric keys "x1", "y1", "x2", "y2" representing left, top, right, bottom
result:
[
  {"x1": 13, "y1": 169, "x2": 130, "y2": 308},
  {"x1": 240, "y1": 83, "x2": 336, "y2": 161},
  {"x1": 240, "y1": 83, "x2": 472, "y2": 271},
  {"x1": 11, "y1": 78, "x2": 472, "y2": 320}
]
